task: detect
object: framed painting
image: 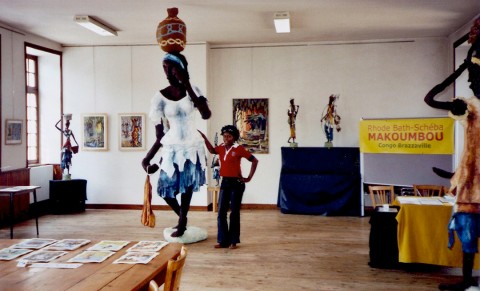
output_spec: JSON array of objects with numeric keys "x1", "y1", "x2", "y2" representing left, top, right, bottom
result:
[
  {"x1": 232, "y1": 98, "x2": 269, "y2": 154},
  {"x1": 82, "y1": 114, "x2": 108, "y2": 151},
  {"x1": 5, "y1": 119, "x2": 23, "y2": 145},
  {"x1": 118, "y1": 113, "x2": 146, "y2": 151}
]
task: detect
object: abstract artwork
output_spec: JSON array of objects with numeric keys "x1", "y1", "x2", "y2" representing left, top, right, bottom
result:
[
  {"x1": 82, "y1": 114, "x2": 108, "y2": 151},
  {"x1": 232, "y1": 98, "x2": 268, "y2": 154},
  {"x1": 119, "y1": 113, "x2": 146, "y2": 151}
]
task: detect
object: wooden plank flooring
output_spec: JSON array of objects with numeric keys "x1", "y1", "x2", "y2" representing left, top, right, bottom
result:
[{"x1": 0, "y1": 209, "x2": 471, "y2": 290}]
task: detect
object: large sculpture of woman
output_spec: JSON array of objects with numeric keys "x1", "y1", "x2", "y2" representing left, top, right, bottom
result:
[
  {"x1": 142, "y1": 8, "x2": 211, "y2": 240},
  {"x1": 424, "y1": 16, "x2": 480, "y2": 291}
]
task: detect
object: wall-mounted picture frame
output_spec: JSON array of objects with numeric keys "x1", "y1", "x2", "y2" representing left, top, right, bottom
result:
[
  {"x1": 5, "y1": 119, "x2": 23, "y2": 145},
  {"x1": 232, "y1": 98, "x2": 269, "y2": 154},
  {"x1": 82, "y1": 114, "x2": 108, "y2": 151},
  {"x1": 118, "y1": 113, "x2": 146, "y2": 151}
]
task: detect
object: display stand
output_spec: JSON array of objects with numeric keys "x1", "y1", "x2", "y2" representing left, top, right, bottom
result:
[
  {"x1": 277, "y1": 147, "x2": 361, "y2": 216},
  {"x1": 49, "y1": 179, "x2": 87, "y2": 214}
]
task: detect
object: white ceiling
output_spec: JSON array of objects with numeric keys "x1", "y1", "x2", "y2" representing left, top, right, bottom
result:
[{"x1": 0, "y1": 0, "x2": 479, "y2": 47}]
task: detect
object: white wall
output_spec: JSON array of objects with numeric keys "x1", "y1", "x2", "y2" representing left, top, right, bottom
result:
[
  {"x1": 1, "y1": 27, "x2": 27, "y2": 171},
  {"x1": 209, "y1": 38, "x2": 450, "y2": 205},
  {"x1": 1, "y1": 22, "x2": 61, "y2": 171},
  {"x1": 0, "y1": 21, "x2": 466, "y2": 208},
  {"x1": 62, "y1": 44, "x2": 209, "y2": 206},
  {"x1": 59, "y1": 38, "x2": 451, "y2": 207}
]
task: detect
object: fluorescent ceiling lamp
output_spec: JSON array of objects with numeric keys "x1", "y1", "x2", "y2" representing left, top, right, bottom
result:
[
  {"x1": 274, "y1": 11, "x2": 290, "y2": 33},
  {"x1": 74, "y1": 15, "x2": 117, "y2": 36}
]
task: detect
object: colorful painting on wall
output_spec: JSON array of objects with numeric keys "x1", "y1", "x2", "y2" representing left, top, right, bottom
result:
[
  {"x1": 232, "y1": 98, "x2": 268, "y2": 154},
  {"x1": 119, "y1": 113, "x2": 145, "y2": 151},
  {"x1": 82, "y1": 114, "x2": 108, "y2": 151},
  {"x1": 5, "y1": 119, "x2": 22, "y2": 145}
]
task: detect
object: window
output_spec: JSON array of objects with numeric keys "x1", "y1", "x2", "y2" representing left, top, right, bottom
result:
[{"x1": 26, "y1": 54, "x2": 39, "y2": 164}]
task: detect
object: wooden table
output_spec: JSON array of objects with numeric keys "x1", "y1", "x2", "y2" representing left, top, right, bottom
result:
[
  {"x1": 0, "y1": 239, "x2": 183, "y2": 290},
  {"x1": 0, "y1": 186, "x2": 40, "y2": 239},
  {"x1": 395, "y1": 197, "x2": 480, "y2": 268}
]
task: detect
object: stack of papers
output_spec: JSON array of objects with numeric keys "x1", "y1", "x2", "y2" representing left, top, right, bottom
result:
[
  {"x1": 0, "y1": 239, "x2": 169, "y2": 266},
  {"x1": 46, "y1": 239, "x2": 91, "y2": 251},
  {"x1": 87, "y1": 240, "x2": 130, "y2": 251},
  {"x1": 396, "y1": 196, "x2": 453, "y2": 206},
  {"x1": 396, "y1": 197, "x2": 421, "y2": 204},
  {"x1": 67, "y1": 251, "x2": 115, "y2": 263}
]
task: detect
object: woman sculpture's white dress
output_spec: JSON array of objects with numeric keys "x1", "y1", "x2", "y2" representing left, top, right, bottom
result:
[{"x1": 149, "y1": 86, "x2": 207, "y2": 198}]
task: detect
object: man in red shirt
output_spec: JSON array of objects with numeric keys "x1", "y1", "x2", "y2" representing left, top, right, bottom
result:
[{"x1": 199, "y1": 125, "x2": 258, "y2": 249}]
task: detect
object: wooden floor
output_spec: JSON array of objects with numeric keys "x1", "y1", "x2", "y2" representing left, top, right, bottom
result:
[{"x1": 0, "y1": 209, "x2": 471, "y2": 290}]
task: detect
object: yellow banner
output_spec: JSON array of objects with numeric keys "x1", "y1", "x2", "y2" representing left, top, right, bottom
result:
[{"x1": 359, "y1": 118, "x2": 454, "y2": 154}]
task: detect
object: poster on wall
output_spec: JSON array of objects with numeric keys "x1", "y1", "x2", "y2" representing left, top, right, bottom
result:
[
  {"x1": 82, "y1": 114, "x2": 108, "y2": 151},
  {"x1": 5, "y1": 119, "x2": 22, "y2": 145},
  {"x1": 359, "y1": 117, "x2": 454, "y2": 154},
  {"x1": 118, "y1": 113, "x2": 145, "y2": 151},
  {"x1": 232, "y1": 98, "x2": 268, "y2": 154}
]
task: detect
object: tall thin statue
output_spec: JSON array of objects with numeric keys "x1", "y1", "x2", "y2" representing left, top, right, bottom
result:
[
  {"x1": 55, "y1": 114, "x2": 79, "y2": 180},
  {"x1": 287, "y1": 98, "x2": 299, "y2": 144},
  {"x1": 320, "y1": 95, "x2": 341, "y2": 146}
]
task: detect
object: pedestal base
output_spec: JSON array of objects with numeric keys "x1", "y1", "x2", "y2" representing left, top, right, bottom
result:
[
  {"x1": 163, "y1": 226, "x2": 208, "y2": 244},
  {"x1": 289, "y1": 142, "x2": 298, "y2": 148},
  {"x1": 49, "y1": 179, "x2": 87, "y2": 214},
  {"x1": 324, "y1": 142, "x2": 333, "y2": 148},
  {"x1": 62, "y1": 173, "x2": 71, "y2": 180}
]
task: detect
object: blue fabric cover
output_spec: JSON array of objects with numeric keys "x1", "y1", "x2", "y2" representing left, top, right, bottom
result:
[{"x1": 277, "y1": 147, "x2": 361, "y2": 216}]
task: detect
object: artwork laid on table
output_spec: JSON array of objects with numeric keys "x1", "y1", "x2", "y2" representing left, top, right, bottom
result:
[
  {"x1": 82, "y1": 114, "x2": 108, "y2": 151},
  {"x1": 119, "y1": 113, "x2": 146, "y2": 151},
  {"x1": 232, "y1": 98, "x2": 268, "y2": 154},
  {"x1": 5, "y1": 119, "x2": 22, "y2": 145}
]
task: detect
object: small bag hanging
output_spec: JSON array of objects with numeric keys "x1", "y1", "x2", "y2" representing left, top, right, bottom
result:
[{"x1": 141, "y1": 175, "x2": 156, "y2": 227}]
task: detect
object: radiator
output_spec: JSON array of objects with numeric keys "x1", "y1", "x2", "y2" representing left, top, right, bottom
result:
[{"x1": 29, "y1": 165, "x2": 53, "y2": 202}]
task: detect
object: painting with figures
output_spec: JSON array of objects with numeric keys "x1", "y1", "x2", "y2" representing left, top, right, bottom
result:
[{"x1": 232, "y1": 98, "x2": 268, "y2": 154}]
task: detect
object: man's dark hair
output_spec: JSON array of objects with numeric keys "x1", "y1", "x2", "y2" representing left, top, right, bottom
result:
[{"x1": 221, "y1": 125, "x2": 240, "y2": 141}]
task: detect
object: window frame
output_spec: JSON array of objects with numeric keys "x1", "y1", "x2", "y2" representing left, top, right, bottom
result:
[
  {"x1": 24, "y1": 42, "x2": 63, "y2": 168},
  {"x1": 25, "y1": 54, "x2": 40, "y2": 165}
]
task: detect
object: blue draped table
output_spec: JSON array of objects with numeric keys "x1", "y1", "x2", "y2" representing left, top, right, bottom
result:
[{"x1": 277, "y1": 147, "x2": 361, "y2": 216}]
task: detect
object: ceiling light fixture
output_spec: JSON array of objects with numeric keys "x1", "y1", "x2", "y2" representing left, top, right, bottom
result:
[
  {"x1": 74, "y1": 15, "x2": 117, "y2": 36},
  {"x1": 274, "y1": 11, "x2": 290, "y2": 34}
]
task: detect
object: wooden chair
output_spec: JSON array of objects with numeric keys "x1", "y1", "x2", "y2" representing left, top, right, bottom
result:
[
  {"x1": 207, "y1": 186, "x2": 220, "y2": 212},
  {"x1": 413, "y1": 184, "x2": 444, "y2": 197},
  {"x1": 369, "y1": 185, "x2": 395, "y2": 208},
  {"x1": 149, "y1": 246, "x2": 188, "y2": 291}
]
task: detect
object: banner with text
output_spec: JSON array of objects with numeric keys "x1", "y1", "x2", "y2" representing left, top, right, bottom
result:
[{"x1": 359, "y1": 117, "x2": 454, "y2": 154}]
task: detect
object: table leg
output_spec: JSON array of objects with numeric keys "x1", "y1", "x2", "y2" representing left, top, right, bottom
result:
[
  {"x1": 9, "y1": 193, "x2": 14, "y2": 239},
  {"x1": 33, "y1": 190, "x2": 39, "y2": 237}
]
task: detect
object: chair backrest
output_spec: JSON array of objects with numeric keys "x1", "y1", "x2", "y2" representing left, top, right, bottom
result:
[
  {"x1": 149, "y1": 246, "x2": 188, "y2": 291},
  {"x1": 369, "y1": 185, "x2": 395, "y2": 208},
  {"x1": 413, "y1": 185, "x2": 444, "y2": 197}
]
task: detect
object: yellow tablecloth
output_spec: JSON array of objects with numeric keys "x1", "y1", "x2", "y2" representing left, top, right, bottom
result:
[{"x1": 395, "y1": 198, "x2": 480, "y2": 268}]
